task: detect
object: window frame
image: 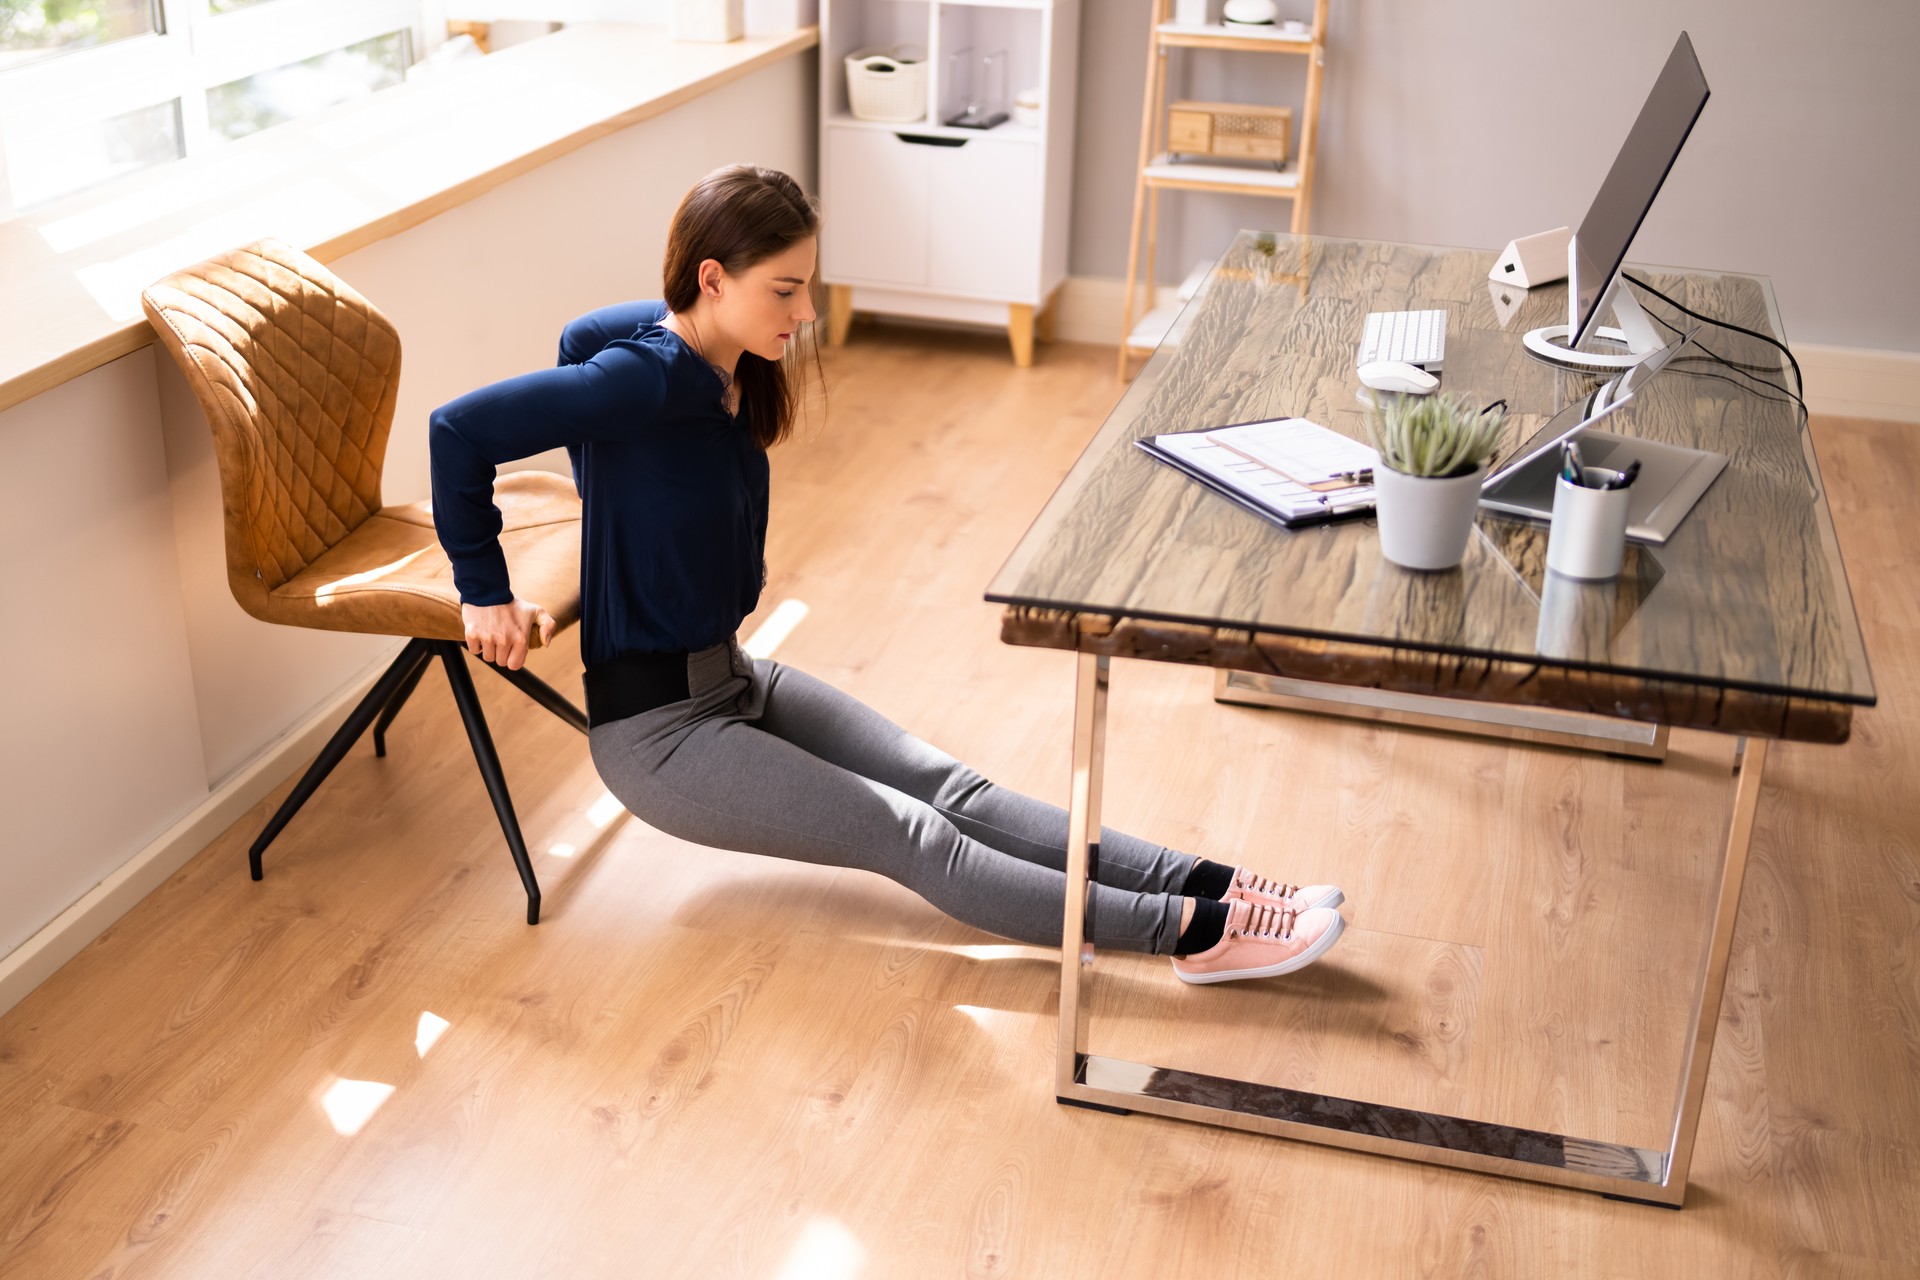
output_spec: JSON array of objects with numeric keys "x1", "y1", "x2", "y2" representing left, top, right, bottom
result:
[{"x1": 0, "y1": 0, "x2": 445, "y2": 218}]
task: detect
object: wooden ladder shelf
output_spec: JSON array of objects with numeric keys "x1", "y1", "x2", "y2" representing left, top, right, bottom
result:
[{"x1": 1117, "y1": 0, "x2": 1330, "y2": 378}]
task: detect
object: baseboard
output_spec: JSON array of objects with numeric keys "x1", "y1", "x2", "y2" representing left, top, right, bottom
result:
[
  {"x1": 1796, "y1": 344, "x2": 1920, "y2": 424},
  {"x1": 0, "y1": 641, "x2": 405, "y2": 1019},
  {"x1": 1053, "y1": 276, "x2": 1920, "y2": 423},
  {"x1": 846, "y1": 278, "x2": 1181, "y2": 347},
  {"x1": 1052, "y1": 276, "x2": 1179, "y2": 347}
]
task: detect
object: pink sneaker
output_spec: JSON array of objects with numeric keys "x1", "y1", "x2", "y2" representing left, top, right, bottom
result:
[
  {"x1": 1171, "y1": 900, "x2": 1346, "y2": 985},
  {"x1": 1225, "y1": 866, "x2": 1345, "y2": 912}
]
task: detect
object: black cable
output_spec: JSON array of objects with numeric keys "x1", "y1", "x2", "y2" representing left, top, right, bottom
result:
[
  {"x1": 1621, "y1": 271, "x2": 1805, "y2": 399},
  {"x1": 1672, "y1": 341, "x2": 1809, "y2": 420},
  {"x1": 1634, "y1": 292, "x2": 1778, "y2": 382},
  {"x1": 1620, "y1": 273, "x2": 1808, "y2": 422},
  {"x1": 1666, "y1": 358, "x2": 1804, "y2": 411}
]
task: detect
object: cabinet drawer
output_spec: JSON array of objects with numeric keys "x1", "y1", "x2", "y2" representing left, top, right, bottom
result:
[
  {"x1": 1167, "y1": 112, "x2": 1213, "y2": 152},
  {"x1": 824, "y1": 128, "x2": 932, "y2": 287},
  {"x1": 1211, "y1": 132, "x2": 1288, "y2": 160},
  {"x1": 926, "y1": 141, "x2": 1040, "y2": 300}
]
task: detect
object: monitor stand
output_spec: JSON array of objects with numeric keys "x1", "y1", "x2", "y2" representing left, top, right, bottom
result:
[
  {"x1": 1523, "y1": 276, "x2": 1667, "y2": 371},
  {"x1": 1479, "y1": 428, "x2": 1728, "y2": 545}
]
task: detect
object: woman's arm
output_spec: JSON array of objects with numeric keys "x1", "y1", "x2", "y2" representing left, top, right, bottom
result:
[
  {"x1": 558, "y1": 300, "x2": 669, "y2": 366},
  {"x1": 429, "y1": 341, "x2": 677, "y2": 627}
]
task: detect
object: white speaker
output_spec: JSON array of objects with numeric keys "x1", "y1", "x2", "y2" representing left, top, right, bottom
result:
[{"x1": 1489, "y1": 226, "x2": 1571, "y2": 288}]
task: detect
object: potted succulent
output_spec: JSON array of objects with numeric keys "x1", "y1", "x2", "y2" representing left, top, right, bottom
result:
[{"x1": 1364, "y1": 391, "x2": 1506, "y2": 571}]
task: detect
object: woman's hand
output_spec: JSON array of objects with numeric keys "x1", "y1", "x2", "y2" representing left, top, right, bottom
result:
[{"x1": 461, "y1": 599, "x2": 556, "y2": 671}]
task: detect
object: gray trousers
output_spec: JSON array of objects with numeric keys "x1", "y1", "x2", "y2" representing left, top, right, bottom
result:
[{"x1": 587, "y1": 638, "x2": 1194, "y2": 954}]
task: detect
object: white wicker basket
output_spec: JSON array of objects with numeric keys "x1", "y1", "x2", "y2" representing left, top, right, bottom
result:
[{"x1": 845, "y1": 46, "x2": 927, "y2": 123}]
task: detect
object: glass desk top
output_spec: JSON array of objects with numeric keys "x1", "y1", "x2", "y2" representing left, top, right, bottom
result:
[{"x1": 986, "y1": 231, "x2": 1876, "y2": 709}]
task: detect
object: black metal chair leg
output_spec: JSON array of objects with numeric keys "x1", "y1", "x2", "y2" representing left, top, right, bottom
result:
[
  {"x1": 484, "y1": 660, "x2": 590, "y2": 735},
  {"x1": 372, "y1": 643, "x2": 436, "y2": 757},
  {"x1": 250, "y1": 638, "x2": 433, "y2": 880},
  {"x1": 436, "y1": 642, "x2": 543, "y2": 925}
]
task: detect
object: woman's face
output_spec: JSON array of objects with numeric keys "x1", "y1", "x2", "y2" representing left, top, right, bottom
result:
[{"x1": 709, "y1": 236, "x2": 818, "y2": 363}]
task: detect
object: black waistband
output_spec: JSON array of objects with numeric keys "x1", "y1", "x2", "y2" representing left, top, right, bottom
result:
[{"x1": 582, "y1": 650, "x2": 692, "y2": 728}]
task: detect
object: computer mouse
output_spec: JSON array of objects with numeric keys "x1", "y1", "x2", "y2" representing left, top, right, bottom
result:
[{"x1": 1356, "y1": 360, "x2": 1440, "y2": 395}]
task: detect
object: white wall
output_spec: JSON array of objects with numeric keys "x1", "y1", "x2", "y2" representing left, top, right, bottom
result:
[
  {"x1": 0, "y1": 349, "x2": 211, "y2": 960},
  {"x1": 1068, "y1": 0, "x2": 1920, "y2": 351},
  {"x1": 0, "y1": 48, "x2": 815, "y2": 965}
]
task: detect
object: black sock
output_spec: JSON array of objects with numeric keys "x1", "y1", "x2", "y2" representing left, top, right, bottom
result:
[
  {"x1": 1172, "y1": 895, "x2": 1230, "y2": 956},
  {"x1": 1178, "y1": 856, "x2": 1236, "y2": 900}
]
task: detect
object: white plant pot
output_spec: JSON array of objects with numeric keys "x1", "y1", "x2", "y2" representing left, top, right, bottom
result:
[{"x1": 1372, "y1": 462, "x2": 1488, "y2": 571}]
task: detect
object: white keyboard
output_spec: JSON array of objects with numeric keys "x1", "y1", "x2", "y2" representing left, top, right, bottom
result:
[{"x1": 1359, "y1": 309, "x2": 1447, "y2": 370}]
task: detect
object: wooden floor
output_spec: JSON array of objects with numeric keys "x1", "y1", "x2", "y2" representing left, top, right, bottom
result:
[{"x1": 2, "y1": 329, "x2": 1916, "y2": 1279}]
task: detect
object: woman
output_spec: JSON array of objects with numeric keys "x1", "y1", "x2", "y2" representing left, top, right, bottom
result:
[{"x1": 428, "y1": 165, "x2": 1347, "y2": 983}]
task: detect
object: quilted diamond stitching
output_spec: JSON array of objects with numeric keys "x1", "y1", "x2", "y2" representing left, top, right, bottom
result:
[{"x1": 168, "y1": 243, "x2": 401, "y2": 590}]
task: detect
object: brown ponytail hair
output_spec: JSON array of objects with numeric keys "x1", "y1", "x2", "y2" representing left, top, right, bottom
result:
[{"x1": 661, "y1": 165, "x2": 821, "y2": 451}]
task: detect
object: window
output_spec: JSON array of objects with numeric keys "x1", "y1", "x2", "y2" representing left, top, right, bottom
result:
[
  {"x1": 0, "y1": 0, "x2": 160, "y2": 67},
  {"x1": 0, "y1": 0, "x2": 439, "y2": 217}
]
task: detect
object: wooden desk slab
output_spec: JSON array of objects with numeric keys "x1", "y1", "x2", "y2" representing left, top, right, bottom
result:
[
  {"x1": 1000, "y1": 605, "x2": 1853, "y2": 744},
  {"x1": 988, "y1": 233, "x2": 1875, "y2": 740}
]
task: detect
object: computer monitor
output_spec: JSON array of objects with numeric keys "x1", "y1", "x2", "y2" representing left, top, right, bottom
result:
[{"x1": 1523, "y1": 32, "x2": 1711, "y2": 371}]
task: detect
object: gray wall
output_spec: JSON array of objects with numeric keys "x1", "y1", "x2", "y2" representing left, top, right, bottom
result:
[{"x1": 1068, "y1": 0, "x2": 1920, "y2": 351}]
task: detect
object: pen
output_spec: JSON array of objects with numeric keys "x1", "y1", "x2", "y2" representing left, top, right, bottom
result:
[
  {"x1": 1335, "y1": 467, "x2": 1374, "y2": 484},
  {"x1": 1604, "y1": 460, "x2": 1642, "y2": 490},
  {"x1": 1561, "y1": 441, "x2": 1585, "y2": 486}
]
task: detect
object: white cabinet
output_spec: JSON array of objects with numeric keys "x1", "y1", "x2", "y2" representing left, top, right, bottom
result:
[
  {"x1": 823, "y1": 129, "x2": 933, "y2": 287},
  {"x1": 929, "y1": 137, "x2": 1038, "y2": 298},
  {"x1": 819, "y1": 0, "x2": 1079, "y2": 365}
]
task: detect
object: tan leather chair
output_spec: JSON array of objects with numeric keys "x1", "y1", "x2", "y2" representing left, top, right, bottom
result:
[{"x1": 143, "y1": 239, "x2": 585, "y2": 924}]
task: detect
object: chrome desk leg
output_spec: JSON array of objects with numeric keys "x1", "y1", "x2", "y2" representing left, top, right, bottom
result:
[
  {"x1": 1658, "y1": 735, "x2": 1769, "y2": 1203},
  {"x1": 1057, "y1": 652, "x2": 1109, "y2": 1100},
  {"x1": 1054, "y1": 685, "x2": 1771, "y2": 1206}
]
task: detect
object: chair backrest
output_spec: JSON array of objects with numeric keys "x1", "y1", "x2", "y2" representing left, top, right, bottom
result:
[{"x1": 142, "y1": 239, "x2": 401, "y2": 617}]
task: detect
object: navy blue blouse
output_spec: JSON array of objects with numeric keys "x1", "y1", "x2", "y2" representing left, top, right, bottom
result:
[{"x1": 427, "y1": 301, "x2": 769, "y2": 667}]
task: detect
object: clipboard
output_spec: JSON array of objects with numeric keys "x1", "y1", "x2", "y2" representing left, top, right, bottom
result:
[
  {"x1": 1200, "y1": 417, "x2": 1379, "y2": 493},
  {"x1": 1134, "y1": 419, "x2": 1378, "y2": 530}
]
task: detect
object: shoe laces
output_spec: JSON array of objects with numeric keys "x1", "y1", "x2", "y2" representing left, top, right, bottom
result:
[
  {"x1": 1236, "y1": 870, "x2": 1301, "y2": 900},
  {"x1": 1228, "y1": 902, "x2": 1297, "y2": 941}
]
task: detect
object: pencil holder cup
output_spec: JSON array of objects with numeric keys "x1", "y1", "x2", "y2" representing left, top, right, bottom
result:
[{"x1": 1546, "y1": 469, "x2": 1631, "y2": 581}]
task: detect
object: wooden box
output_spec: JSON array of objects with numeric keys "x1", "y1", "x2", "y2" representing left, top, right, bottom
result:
[{"x1": 1167, "y1": 100, "x2": 1292, "y2": 162}]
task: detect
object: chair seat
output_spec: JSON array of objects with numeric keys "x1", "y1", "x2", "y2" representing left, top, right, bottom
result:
[{"x1": 262, "y1": 470, "x2": 582, "y2": 645}]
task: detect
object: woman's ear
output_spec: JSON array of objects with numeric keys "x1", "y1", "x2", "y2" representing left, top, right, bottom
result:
[{"x1": 698, "y1": 258, "x2": 725, "y2": 299}]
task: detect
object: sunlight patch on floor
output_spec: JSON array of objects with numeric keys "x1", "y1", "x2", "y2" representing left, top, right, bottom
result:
[
  {"x1": 770, "y1": 1216, "x2": 865, "y2": 1280},
  {"x1": 586, "y1": 789, "x2": 626, "y2": 829},
  {"x1": 952, "y1": 1003, "x2": 1031, "y2": 1031},
  {"x1": 415, "y1": 1012, "x2": 450, "y2": 1057},
  {"x1": 744, "y1": 598, "x2": 810, "y2": 659},
  {"x1": 321, "y1": 1078, "x2": 396, "y2": 1135}
]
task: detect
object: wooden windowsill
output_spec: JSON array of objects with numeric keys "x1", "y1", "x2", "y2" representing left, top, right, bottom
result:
[{"x1": 0, "y1": 22, "x2": 819, "y2": 415}]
